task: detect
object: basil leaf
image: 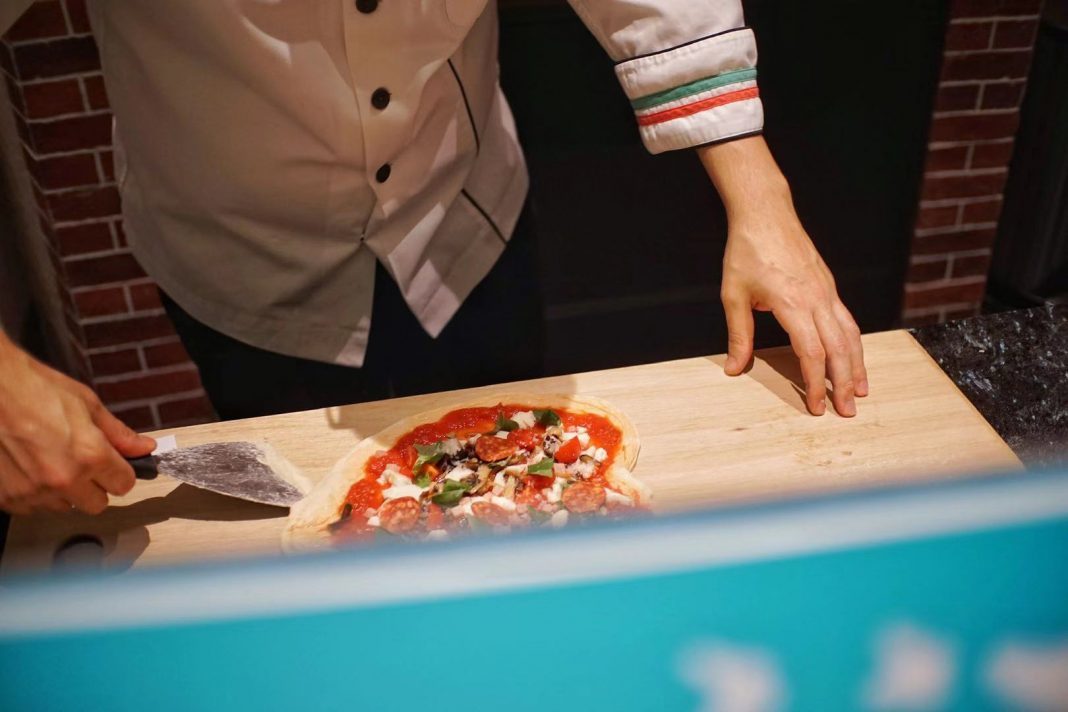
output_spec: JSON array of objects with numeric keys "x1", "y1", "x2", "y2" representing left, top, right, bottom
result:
[
  {"x1": 414, "y1": 473, "x2": 431, "y2": 488},
  {"x1": 533, "y1": 409, "x2": 562, "y2": 427},
  {"x1": 526, "y1": 458, "x2": 555, "y2": 476},
  {"x1": 412, "y1": 442, "x2": 445, "y2": 475},
  {"x1": 527, "y1": 506, "x2": 551, "y2": 524},
  {"x1": 494, "y1": 413, "x2": 519, "y2": 432},
  {"x1": 432, "y1": 479, "x2": 470, "y2": 506}
]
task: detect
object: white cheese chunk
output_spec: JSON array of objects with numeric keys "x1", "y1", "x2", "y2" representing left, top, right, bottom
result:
[
  {"x1": 490, "y1": 494, "x2": 517, "y2": 512},
  {"x1": 440, "y1": 437, "x2": 462, "y2": 456},
  {"x1": 493, "y1": 471, "x2": 507, "y2": 488},
  {"x1": 593, "y1": 447, "x2": 608, "y2": 463},
  {"x1": 366, "y1": 516, "x2": 380, "y2": 527},
  {"x1": 577, "y1": 432, "x2": 591, "y2": 448},
  {"x1": 502, "y1": 464, "x2": 527, "y2": 477},
  {"x1": 546, "y1": 481, "x2": 563, "y2": 504},
  {"x1": 561, "y1": 431, "x2": 578, "y2": 442},
  {"x1": 605, "y1": 489, "x2": 633, "y2": 506},
  {"x1": 495, "y1": 430, "x2": 510, "y2": 439},
  {"x1": 550, "y1": 510, "x2": 569, "y2": 528},
  {"x1": 446, "y1": 465, "x2": 475, "y2": 482},
  {"x1": 512, "y1": 410, "x2": 536, "y2": 429},
  {"x1": 382, "y1": 484, "x2": 424, "y2": 500},
  {"x1": 575, "y1": 426, "x2": 588, "y2": 434},
  {"x1": 426, "y1": 529, "x2": 449, "y2": 541}
]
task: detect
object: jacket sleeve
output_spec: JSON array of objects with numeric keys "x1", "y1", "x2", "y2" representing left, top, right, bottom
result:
[{"x1": 567, "y1": 0, "x2": 763, "y2": 154}]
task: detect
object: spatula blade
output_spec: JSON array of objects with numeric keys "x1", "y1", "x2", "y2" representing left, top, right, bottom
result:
[{"x1": 154, "y1": 442, "x2": 305, "y2": 507}]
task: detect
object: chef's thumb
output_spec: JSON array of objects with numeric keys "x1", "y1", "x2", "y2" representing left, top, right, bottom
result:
[
  {"x1": 90, "y1": 401, "x2": 157, "y2": 457},
  {"x1": 723, "y1": 295, "x2": 754, "y2": 376}
]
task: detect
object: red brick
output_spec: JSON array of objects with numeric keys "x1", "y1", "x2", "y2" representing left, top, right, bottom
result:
[
  {"x1": 64, "y1": 251, "x2": 144, "y2": 287},
  {"x1": 24, "y1": 150, "x2": 98, "y2": 190},
  {"x1": 98, "y1": 149, "x2": 114, "y2": 181},
  {"x1": 981, "y1": 80, "x2": 1026, "y2": 109},
  {"x1": 82, "y1": 73, "x2": 108, "y2": 109},
  {"x1": 73, "y1": 285, "x2": 128, "y2": 317},
  {"x1": 128, "y1": 282, "x2": 162, "y2": 311},
  {"x1": 89, "y1": 348, "x2": 142, "y2": 377},
  {"x1": 993, "y1": 19, "x2": 1038, "y2": 49},
  {"x1": 929, "y1": 111, "x2": 1019, "y2": 142},
  {"x1": 158, "y1": 395, "x2": 215, "y2": 427},
  {"x1": 952, "y1": 253, "x2": 993, "y2": 278},
  {"x1": 921, "y1": 170, "x2": 1007, "y2": 200},
  {"x1": 904, "y1": 280, "x2": 987, "y2": 309},
  {"x1": 916, "y1": 204, "x2": 960, "y2": 229},
  {"x1": 949, "y1": 0, "x2": 1041, "y2": 18},
  {"x1": 83, "y1": 314, "x2": 176, "y2": 347},
  {"x1": 906, "y1": 259, "x2": 950, "y2": 283},
  {"x1": 52, "y1": 221, "x2": 113, "y2": 255},
  {"x1": 941, "y1": 50, "x2": 1032, "y2": 81},
  {"x1": 47, "y1": 184, "x2": 120, "y2": 221},
  {"x1": 935, "y1": 84, "x2": 980, "y2": 113},
  {"x1": 4, "y1": 1, "x2": 68, "y2": 42},
  {"x1": 961, "y1": 198, "x2": 1003, "y2": 223},
  {"x1": 96, "y1": 368, "x2": 202, "y2": 403},
  {"x1": 144, "y1": 340, "x2": 192, "y2": 369},
  {"x1": 20, "y1": 77, "x2": 82, "y2": 118},
  {"x1": 26, "y1": 112, "x2": 111, "y2": 154},
  {"x1": 11, "y1": 35, "x2": 99, "y2": 80},
  {"x1": 111, "y1": 405, "x2": 155, "y2": 431},
  {"x1": 945, "y1": 22, "x2": 993, "y2": 51},
  {"x1": 925, "y1": 145, "x2": 970, "y2": 172},
  {"x1": 971, "y1": 140, "x2": 1015, "y2": 168},
  {"x1": 913, "y1": 227, "x2": 998, "y2": 255},
  {"x1": 65, "y1": 0, "x2": 91, "y2": 34}
]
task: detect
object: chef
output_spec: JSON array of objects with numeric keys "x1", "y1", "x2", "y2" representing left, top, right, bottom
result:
[{"x1": 0, "y1": 1, "x2": 867, "y2": 515}]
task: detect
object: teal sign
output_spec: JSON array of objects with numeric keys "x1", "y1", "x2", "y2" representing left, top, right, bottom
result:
[{"x1": 2, "y1": 469, "x2": 1067, "y2": 711}]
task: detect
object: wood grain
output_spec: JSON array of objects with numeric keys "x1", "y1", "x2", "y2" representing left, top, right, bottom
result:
[{"x1": 0, "y1": 330, "x2": 1020, "y2": 577}]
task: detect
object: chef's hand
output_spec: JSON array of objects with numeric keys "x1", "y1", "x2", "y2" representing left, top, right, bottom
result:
[
  {"x1": 0, "y1": 331, "x2": 156, "y2": 515},
  {"x1": 698, "y1": 136, "x2": 868, "y2": 416}
]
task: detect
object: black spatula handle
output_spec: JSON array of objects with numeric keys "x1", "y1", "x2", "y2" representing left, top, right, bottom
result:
[{"x1": 127, "y1": 456, "x2": 160, "y2": 480}]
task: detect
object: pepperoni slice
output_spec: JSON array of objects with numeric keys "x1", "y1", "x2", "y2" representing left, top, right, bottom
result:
[
  {"x1": 507, "y1": 428, "x2": 543, "y2": 451},
  {"x1": 425, "y1": 503, "x2": 445, "y2": 530},
  {"x1": 514, "y1": 486, "x2": 545, "y2": 508},
  {"x1": 471, "y1": 501, "x2": 510, "y2": 526},
  {"x1": 378, "y1": 497, "x2": 421, "y2": 534},
  {"x1": 475, "y1": 436, "x2": 518, "y2": 462},
  {"x1": 561, "y1": 482, "x2": 605, "y2": 513}
]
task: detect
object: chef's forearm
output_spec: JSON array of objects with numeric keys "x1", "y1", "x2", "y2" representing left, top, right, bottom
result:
[{"x1": 696, "y1": 135, "x2": 795, "y2": 225}]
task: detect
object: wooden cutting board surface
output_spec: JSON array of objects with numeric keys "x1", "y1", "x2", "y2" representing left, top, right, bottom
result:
[{"x1": 1, "y1": 330, "x2": 1021, "y2": 577}]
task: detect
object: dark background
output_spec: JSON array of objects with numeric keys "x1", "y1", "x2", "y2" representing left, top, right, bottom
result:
[{"x1": 498, "y1": 0, "x2": 949, "y2": 374}]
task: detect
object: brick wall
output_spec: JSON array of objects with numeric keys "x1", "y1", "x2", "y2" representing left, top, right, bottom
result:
[
  {"x1": 1, "y1": 1, "x2": 215, "y2": 430},
  {"x1": 903, "y1": 0, "x2": 1043, "y2": 326}
]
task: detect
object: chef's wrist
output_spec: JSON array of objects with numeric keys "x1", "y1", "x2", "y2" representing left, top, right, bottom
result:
[{"x1": 697, "y1": 135, "x2": 794, "y2": 226}]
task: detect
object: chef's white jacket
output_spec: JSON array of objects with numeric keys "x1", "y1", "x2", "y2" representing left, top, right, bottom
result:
[{"x1": 6, "y1": 1, "x2": 763, "y2": 366}]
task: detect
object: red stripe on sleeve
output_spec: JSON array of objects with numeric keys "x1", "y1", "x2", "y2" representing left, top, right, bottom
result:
[{"x1": 636, "y1": 86, "x2": 760, "y2": 127}]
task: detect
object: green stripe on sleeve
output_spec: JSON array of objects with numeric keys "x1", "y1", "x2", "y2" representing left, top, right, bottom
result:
[{"x1": 631, "y1": 67, "x2": 758, "y2": 111}]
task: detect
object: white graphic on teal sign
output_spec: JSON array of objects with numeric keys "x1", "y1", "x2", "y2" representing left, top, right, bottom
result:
[
  {"x1": 863, "y1": 622, "x2": 957, "y2": 710},
  {"x1": 678, "y1": 640, "x2": 785, "y2": 712},
  {"x1": 985, "y1": 638, "x2": 1068, "y2": 711}
]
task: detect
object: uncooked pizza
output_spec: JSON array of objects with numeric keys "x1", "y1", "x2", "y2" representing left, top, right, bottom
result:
[{"x1": 283, "y1": 394, "x2": 648, "y2": 551}]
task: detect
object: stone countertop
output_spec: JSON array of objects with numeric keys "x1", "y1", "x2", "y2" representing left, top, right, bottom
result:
[{"x1": 910, "y1": 304, "x2": 1067, "y2": 467}]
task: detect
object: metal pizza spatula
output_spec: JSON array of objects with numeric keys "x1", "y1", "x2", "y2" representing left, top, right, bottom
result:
[{"x1": 126, "y1": 437, "x2": 307, "y2": 507}]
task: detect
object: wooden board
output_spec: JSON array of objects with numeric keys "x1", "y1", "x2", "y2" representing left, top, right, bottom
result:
[{"x1": 1, "y1": 330, "x2": 1021, "y2": 577}]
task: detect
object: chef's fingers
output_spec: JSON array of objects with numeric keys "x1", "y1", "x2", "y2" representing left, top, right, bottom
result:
[
  {"x1": 722, "y1": 290, "x2": 754, "y2": 375},
  {"x1": 64, "y1": 478, "x2": 110, "y2": 515},
  {"x1": 65, "y1": 399, "x2": 136, "y2": 500},
  {"x1": 777, "y1": 310, "x2": 827, "y2": 415},
  {"x1": 833, "y1": 300, "x2": 868, "y2": 397},
  {"x1": 84, "y1": 392, "x2": 156, "y2": 458},
  {"x1": 814, "y1": 308, "x2": 857, "y2": 417}
]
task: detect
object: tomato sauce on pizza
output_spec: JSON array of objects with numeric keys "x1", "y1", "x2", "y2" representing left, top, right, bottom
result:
[{"x1": 329, "y1": 404, "x2": 638, "y2": 541}]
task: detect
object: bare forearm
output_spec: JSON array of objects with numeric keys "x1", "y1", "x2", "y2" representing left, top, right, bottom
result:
[{"x1": 697, "y1": 135, "x2": 793, "y2": 224}]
